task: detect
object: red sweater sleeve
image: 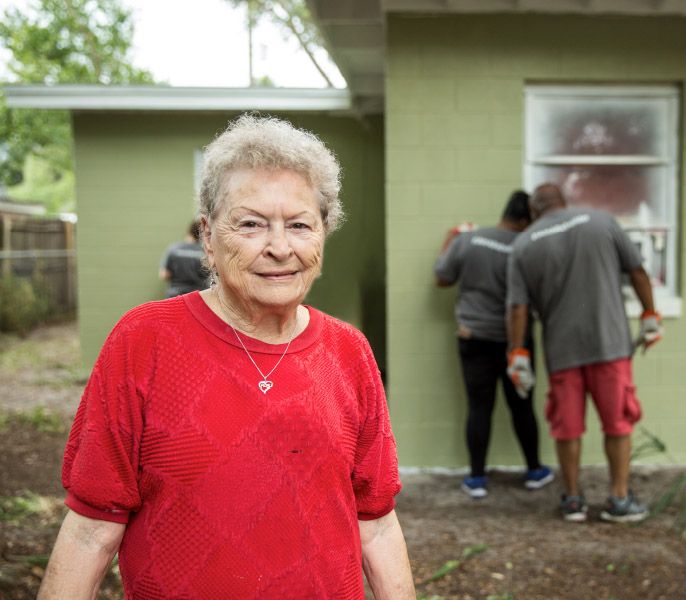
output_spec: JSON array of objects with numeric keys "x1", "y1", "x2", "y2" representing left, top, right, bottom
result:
[
  {"x1": 62, "y1": 315, "x2": 149, "y2": 523},
  {"x1": 351, "y1": 336, "x2": 401, "y2": 521}
]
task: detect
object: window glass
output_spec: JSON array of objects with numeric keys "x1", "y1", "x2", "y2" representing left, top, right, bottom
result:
[
  {"x1": 525, "y1": 85, "x2": 679, "y2": 299},
  {"x1": 528, "y1": 96, "x2": 670, "y2": 157}
]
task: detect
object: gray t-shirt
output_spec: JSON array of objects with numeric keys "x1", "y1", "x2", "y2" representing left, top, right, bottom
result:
[
  {"x1": 508, "y1": 207, "x2": 642, "y2": 373},
  {"x1": 434, "y1": 227, "x2": 518, "y2": 342},
  {"x1": 160, "y1": 241, "x2": 208, "y2": 298}
]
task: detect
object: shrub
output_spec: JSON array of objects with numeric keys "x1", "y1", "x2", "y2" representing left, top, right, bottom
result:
[{"x1": 0, "y1": 275, "x2": 50, "y2": 335}]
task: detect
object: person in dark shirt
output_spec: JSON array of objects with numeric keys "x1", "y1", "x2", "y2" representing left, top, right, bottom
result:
[
  {"x1": 159, "y1": 220, "x2": 209, "y2": 297},
  {"x1": 434, "y1": 190, "x2": 552, "y2": 499}
]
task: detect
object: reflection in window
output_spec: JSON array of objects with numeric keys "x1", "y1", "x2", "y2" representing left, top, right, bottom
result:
[{"x1": 525, "y1": 85, "x2": 679, "y2": 297}]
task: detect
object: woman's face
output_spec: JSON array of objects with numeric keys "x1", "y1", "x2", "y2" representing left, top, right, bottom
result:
[{"x1": 204, "y1": 168, "x2": 325, "y2": 313}]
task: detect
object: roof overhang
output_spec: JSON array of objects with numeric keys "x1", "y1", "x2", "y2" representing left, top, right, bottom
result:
[
  {"x1": 305, "y1": 0, "x2": 686, "y2": 114},
  {"x1": 2, "y1": 85, "x2": 352, "y2": 112}
]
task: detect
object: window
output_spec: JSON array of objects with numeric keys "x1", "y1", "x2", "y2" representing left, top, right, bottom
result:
[{"x1": 525, "y1": 85, "x2": 680, "y2": 315}]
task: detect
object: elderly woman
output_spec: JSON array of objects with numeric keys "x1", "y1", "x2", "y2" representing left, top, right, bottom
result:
[{"x1": 38, "y1": 115, "x2": 415, "y2": 599}]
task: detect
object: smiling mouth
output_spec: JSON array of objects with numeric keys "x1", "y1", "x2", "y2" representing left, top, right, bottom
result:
[{"x1": 258, "y1": 271, "x2": 297, "y2": 280}]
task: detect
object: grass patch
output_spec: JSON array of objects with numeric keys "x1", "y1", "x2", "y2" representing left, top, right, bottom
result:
[
  {"x1": 632, "y1": 427, "x2": 686, "y2": 533},
  {"x1": 0, "y1": 492, "x2": 54, "y2": 523},
  {"x1": 0, "y1": 407, "x2": 67, "y2": 433},
  {"x1": 0, "y1": 325, "x2": 80, "y2": 375}
]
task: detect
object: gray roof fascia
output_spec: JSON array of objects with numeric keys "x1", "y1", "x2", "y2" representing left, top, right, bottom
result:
[{"x1": 2, "y1": 85, "x2": 352, "y2": 112}]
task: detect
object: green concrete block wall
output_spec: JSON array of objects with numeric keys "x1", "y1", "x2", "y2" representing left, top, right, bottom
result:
[
  {"x1": 73, "y1": 112, "x2": 385, "y2": 369},
  {"x1": 386, "y1": 13, "x2": 686, "y2": 467}
]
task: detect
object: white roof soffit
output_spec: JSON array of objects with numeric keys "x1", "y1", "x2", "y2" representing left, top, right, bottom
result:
[
  {"x1": 382, "y1": 0, "x2": 686, "y2": 16},
  {"x1": 2, "y1": 85, "x2": 352, "y2": 112},
  {"x1": 305, "y1": 0, "x2": 385, "y2": 115},
  {"x1": 306, "y1": 0, "x2": 686, "y2": 113}
]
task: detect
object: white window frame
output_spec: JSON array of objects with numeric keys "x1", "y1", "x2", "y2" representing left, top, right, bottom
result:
[{"x1": 524, "y1": 84, "x2": 681, "y2": 317}]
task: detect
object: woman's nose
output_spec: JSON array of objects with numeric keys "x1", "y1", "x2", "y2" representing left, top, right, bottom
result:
[{"x1": 265, "y1": 225, "x2": 293, "y2": 259}]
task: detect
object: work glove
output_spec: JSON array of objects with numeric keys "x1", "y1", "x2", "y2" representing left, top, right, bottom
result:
[
  {"x1": 440, "y1": 222, "x2": 476, "y2": 252},
  {"x1": 637, "y1": 310, "x2": 663, "y2": 353},
  {"x1": 507, "y1": 348, "x2": 534, "y2": 399}
]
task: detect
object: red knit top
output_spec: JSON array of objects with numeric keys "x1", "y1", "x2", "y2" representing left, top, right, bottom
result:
[{"x1": 62, "y1": 292, "x2": 401, "y2": 599}]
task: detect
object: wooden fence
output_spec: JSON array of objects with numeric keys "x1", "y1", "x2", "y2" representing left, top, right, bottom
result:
[{"x1": 0, "y1": 213, "x2": 77, "y2": 315}]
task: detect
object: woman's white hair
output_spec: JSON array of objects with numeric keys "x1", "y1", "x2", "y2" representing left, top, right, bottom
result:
[{"x1": 199, "y1": 114, "x2": 344, "y2": 234}]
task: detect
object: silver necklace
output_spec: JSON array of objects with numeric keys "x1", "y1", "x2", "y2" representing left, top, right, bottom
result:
[
  {"x1": 229, "y1": 322, "x2": 297, "y2": 394},
  {"x1": 214, "y1": 289, "x2": 297, "y2": 393}
]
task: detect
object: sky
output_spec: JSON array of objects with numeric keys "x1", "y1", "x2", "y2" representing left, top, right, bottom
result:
[{"x1": 0, "y1": 0, "x2": 345, "y2": 88}]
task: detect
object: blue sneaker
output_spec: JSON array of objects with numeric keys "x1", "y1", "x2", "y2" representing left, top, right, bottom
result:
[
  {"x1": 462, "y1": 475, "x2": 488, "y2": 499},
  {"x1": 525, "y1": 466, "x2": 554, "y2": 490}
]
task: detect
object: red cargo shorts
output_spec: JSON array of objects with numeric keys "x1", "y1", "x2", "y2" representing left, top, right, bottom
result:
[{"x1": 545, "y1": 358, "x2": 641, "y2": 440}]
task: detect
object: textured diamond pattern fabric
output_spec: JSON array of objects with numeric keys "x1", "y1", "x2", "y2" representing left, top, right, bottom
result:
[{"x1": 62, "y1": 292, "x2": 400, "y2": 599}]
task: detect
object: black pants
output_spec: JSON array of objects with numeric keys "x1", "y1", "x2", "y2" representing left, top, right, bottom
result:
[{"x1": 458, "y1": 338, "x2": 541, "y2": 477}]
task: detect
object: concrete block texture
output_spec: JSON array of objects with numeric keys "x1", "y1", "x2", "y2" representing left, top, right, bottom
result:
[{"x1": 386, "y1": 12, "x2": 686, "y2": 466}]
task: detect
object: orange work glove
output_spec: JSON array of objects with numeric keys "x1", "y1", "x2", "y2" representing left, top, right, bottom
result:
[{"x1": 507, "y1": 348, "x2": 534, "y2": 399}]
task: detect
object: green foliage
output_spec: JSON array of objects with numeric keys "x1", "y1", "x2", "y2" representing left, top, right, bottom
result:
[
  {"x1": 417, "y1": 543, "x2": 490, "y2": 588},
  {"x1": 0, "y1": 0, "x2": 153, "y2": 85},
  {"x1": 16, "y1": 406, "x2": 66, "y2": 432},
  {"x1": 0, "y1": 274, "x2": 50, "y2": 335},
  {"x1": 0, "y1": 491, "x2": 53, "y2": 522},
  {"x1": 630, "y1": 428, "x2": 686, "y2": 533},
  {"x1": 6, "y1": 153, "x2": 76, "y2": 213},
  {"x1": 0, "y1": 0, "x2": 154, "y2": 212},
  {"x1": 0, "y1": 407, "x2": 66, "y2": 433},
  {"x1": 631, "y1": 426, "x2": 668, "y2": 461},
  {"x1": 461, "y1": 543, "x2": 488, "y2": 559},
  {"x1": 424, "y1": 560, "x2": 460, "y2": 584}
]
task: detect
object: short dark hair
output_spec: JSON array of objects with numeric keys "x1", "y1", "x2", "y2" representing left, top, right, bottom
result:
[
  {"x1": 188, "y1": 220, "x2": 201, "y2": 242},
  {"x1": 502, "y1": 190, "x2": 531, "y2": 223}
]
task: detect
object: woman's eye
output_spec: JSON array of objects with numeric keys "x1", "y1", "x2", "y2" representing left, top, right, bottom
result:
[
  {"x1": 290, "y1": 222, "x2": 311, "y2": 230},
  {"x1": 240, "y1": 220, "x2": 262, "y2": 229}
]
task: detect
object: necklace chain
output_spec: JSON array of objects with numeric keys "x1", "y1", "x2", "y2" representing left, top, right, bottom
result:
[{"x1": 215, "y1": 289, "x2": 298, "y2": 394}]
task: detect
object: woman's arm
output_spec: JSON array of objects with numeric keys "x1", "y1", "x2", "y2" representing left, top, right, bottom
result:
[
  {"x1": 359, "y1": 510, "x2": 415, "y2": 600},
  {"x1": 38, "y1": 510, "x2": 125, "y2": 600}
]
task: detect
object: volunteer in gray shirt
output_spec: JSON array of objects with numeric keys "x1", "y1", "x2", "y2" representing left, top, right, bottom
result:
[
  {"x1": 434, "y1": 190, "x2": 552, "y2": 499},
  {"x1": 159, "y1": 221, "x2": 209, "y2": 298},
  {"x1": 507, "y1": 183, "x2": 662, "y2": 523}
]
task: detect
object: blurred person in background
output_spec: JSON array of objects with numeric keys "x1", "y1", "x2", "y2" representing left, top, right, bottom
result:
[
  {"x1": 159, "y1": 220, "x2": 209, "y2": 297},
  {"x1": 434, "y1": 190, "x2": 552, "y2": 500},
  {"x1": 507, "y1": 183, "x2": 661, "y2": 523},
  {"x1": 38, "y1": 115, "x2": 415, "y2": 600}
]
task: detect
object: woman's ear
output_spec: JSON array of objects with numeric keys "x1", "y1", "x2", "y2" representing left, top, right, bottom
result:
[{"x1": 201, "y1": 217, "x2": 214, "y2": 267}]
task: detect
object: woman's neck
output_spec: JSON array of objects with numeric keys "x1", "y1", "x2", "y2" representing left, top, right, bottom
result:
[{"x1": 201, "y1": 287, "x2": 307, "y2": 344}]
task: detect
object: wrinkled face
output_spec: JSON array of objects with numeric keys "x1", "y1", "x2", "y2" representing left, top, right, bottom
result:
[{"x1": 203, "y1": 168, "x2": 325, "y2": 312}]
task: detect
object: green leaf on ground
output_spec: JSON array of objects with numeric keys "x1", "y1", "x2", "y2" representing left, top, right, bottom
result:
[{"x1": 424, "y1": 560, "x2": 460, "y2": 583}]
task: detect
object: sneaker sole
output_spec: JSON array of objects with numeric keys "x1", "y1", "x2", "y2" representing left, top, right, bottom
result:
[
  {"x1": 525, "y1": 472, "x2": 555, "y2": 490},
  {"x1": 461, "y1": 483, "x2": 488, "y2": 499},
  {"x1": 599, "y1": 510, "x2": 649, "y2": 523},
  {"x1": 562, "y1": 510, "x2": 588, "y2": 523}
]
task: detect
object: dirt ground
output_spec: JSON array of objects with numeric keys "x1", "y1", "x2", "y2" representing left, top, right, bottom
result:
[{"x1": 1, "y1": 322, "x2": 685, "y2": 599}]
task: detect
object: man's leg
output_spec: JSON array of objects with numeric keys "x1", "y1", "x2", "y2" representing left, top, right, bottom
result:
[
  {"x1": 586, "y1": 359, "x2": 641, "y2": 499},
  {"x1": 604, "y1": 434, "x2": 631, "y2": 498},
  {"x1": 556, "y1": 438, "x2": 582, "y2": 496}
]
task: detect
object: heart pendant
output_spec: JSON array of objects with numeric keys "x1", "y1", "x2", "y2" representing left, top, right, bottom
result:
[{"x1": 258, "y1": 380, "x2": 273, "y2": 394}]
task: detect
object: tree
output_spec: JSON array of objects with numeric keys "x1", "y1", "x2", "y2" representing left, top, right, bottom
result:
[
  {"x1": 227, "y1": 0, "x2": 334, "y2": 87},
  {"x1": 0, "y1": 0, "x2": 153, "y2": 212}
]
